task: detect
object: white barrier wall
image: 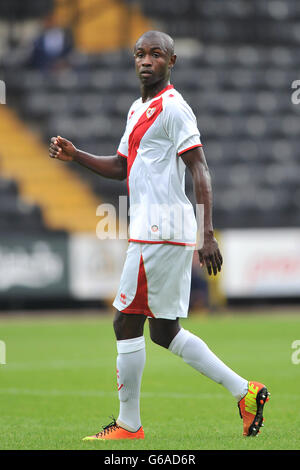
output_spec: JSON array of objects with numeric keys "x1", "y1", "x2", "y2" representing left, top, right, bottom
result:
[
  {"x1": 0, "y1": 232, "x2": 69, "y2": 299},
  {"x1": 1, "y1": 229, "x2": 299, "y2": 303},
  {"x1": 219, "y1": 228, "x2": 300, "y2": 298},
  {"x1": 69, "y1": 235, "x2": 128, "y2": 300}
]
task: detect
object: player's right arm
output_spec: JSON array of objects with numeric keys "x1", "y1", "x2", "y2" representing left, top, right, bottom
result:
[{"x1": 49, "y1": 136, "x2": 127, "y2": 181}]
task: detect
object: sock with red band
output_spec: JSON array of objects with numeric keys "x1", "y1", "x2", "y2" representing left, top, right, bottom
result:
[{"x1": 116, "y1": 336, "x2": 145, "y2": 432}]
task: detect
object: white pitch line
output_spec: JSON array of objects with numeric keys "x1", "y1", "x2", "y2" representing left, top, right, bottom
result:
[
  {"x1": 0, "y1": 387, "x2": 226, "y2": 400},
  {"x1": 0, "y1": 359, "x2": 103, "y2": 371}
]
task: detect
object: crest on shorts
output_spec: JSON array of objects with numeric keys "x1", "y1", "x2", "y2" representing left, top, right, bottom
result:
[{"x1": 146, "y1": 106, "x2": 156, "y2": 119}]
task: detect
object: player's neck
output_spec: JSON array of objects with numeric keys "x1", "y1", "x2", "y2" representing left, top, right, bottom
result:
[{"x1": 140, "y1": 79, "x2": 170, "y2": 103}]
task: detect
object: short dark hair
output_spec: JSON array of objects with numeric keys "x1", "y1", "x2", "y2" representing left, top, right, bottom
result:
[{"x1": 134, "y1": 30, "x2": 175, "y2": 56}]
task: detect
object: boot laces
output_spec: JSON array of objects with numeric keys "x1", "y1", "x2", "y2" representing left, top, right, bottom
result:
[{"x1": 96, "y1": 417, "x2": 119, "y2": 437}]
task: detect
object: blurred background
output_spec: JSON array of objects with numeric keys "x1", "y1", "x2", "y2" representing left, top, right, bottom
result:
[{"x1": 0, "y1": 0, "x2": 300, "y2": 313}]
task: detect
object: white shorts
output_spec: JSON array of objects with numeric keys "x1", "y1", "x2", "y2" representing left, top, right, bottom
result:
[{"x1": 113, "y1": 242, "x2": 194, "y2": 320}]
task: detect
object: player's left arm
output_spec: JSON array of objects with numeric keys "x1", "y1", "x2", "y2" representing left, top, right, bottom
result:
[{"x1": 181, "y1": 146, "x2": 223, "y2": 276}]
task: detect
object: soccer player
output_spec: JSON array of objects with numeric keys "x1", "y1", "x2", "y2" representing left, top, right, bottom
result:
[{"x1": 49, "y1": 31, "x2": 270, "y2": 439}]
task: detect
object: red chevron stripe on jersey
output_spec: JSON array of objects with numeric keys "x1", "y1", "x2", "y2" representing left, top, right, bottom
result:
[{"x1": 127, "y1": 96, "x2": 163, "y2": 194}]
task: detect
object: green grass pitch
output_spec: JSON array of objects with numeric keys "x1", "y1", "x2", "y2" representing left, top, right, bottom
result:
[{"x1": 0, "y1": 311, "x2": 300, "y2": 450}]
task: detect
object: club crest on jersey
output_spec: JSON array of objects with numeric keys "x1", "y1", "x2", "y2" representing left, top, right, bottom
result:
[{"x1": 146, "y1": 106, "x2": 156, "y2": 119}]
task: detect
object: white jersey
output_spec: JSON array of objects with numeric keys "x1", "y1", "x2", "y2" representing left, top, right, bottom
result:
[{"x1": 117, "y1": 84, "x2": 202, "y2": 246}]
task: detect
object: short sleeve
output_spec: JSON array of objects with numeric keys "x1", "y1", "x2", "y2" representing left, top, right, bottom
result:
[
  {"x1": 117, "y1": 123, "x2": 129, "y2": 158},
  {"x1": 117, "y1": 132, "x2": 128, "y2": 158},
  {"x1": 117, "y1": 106, "x2": 135, "y2": 158},
  {"x1": 163, "y1": 99, "x2": 202, "y2": 156}
]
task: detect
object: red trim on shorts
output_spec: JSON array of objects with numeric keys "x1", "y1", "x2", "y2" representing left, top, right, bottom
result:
[
  {"x1": 178, "y1": 144, "x2": 203, "y2": 156},
  {"x1": 117, "y1": 150, "x2": 127, "y2": 158},
  {"x1": 127, "y1": 97, "x2": 163, "y2": 194},
  {"x1": 121, "y1": 255, "x2": 154, "y2": 317},
  {"x1": 128, "y1": 238, "x2": 196, "y2": 247}
]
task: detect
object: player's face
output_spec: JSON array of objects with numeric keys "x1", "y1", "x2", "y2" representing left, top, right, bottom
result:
[{"x1": 134, "y1": 38, "x2": 175, "y2": 87}]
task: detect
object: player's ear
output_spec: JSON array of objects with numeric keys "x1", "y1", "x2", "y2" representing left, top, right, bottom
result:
[{"x1": 169, "y1": 54, "x2": 177, "y2": 69}]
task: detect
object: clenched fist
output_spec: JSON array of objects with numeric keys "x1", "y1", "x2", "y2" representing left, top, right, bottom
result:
[{"x1": 49, "y1": 136, "x2": 77, "y2": 162}]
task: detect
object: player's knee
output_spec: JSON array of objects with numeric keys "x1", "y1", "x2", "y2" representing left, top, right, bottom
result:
[
  {"x1": 149, "y1": 329, "x2": 169, "y2": 349},
  {"x1": 113, "y1": 311, "x2": 123, "y2": 338},
  {"x1": 149, "y1": 318, "x2": 181, "y2": 349},
  {"x1": 113, "y1": 310, "x2": 146, "y2": 340}
]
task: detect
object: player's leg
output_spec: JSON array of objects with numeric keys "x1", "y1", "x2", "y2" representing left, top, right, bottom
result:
[
  {"x1": 147, "y1": 242, "x2": 248, "y2": 401},
  {"x1": 149, "y1": 318, "x2": 248, "y2": 401},
  {"x1": 113, "y1": 309, "x2": 147, "y2": 339},
  {"x1": 148, "y1": 317, "x2": 181, "y2": 349},
  {"x1": 149, "y1": 318, "x2": 270, "y2": 436},
  {"x1": 83, "y1": 311, "x2": 146, "y2": 441},
  {"x1": 113, "y1": 311, "x2": 147, "y2": 433},
  {"x1": 83, "y1": 243, "x2": 147, "y2": 440}
]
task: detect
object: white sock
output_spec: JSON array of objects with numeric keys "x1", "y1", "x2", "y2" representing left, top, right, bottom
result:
[
  {"x1": 116, "y1": 336, "x2": 145, "y2": 432},
  {"x1": 169, "y1": 328, "x2": 248, "y2": 401}
]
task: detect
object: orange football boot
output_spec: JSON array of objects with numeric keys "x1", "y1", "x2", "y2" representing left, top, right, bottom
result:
[
  {"x1": 238, "y1": 381, "x2": 270, "y2": 436},
  {"x1": 82, "y1": 418, "x2": 144, "y2": 441}
]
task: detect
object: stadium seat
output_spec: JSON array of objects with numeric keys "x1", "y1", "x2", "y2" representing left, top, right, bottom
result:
[
  {"x1": 0, "y1": 176, "x2": 49, "y2": 232},
  {"x1": 3, "y1": 0, "x2": 299, "y2": 230}
]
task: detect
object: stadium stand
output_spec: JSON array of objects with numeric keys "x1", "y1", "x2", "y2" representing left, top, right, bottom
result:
[
  {"x1": 0, "y1": 175, "x2": 48, "y2": 232},
  {"x1": 1, "y1": 0, "x2": 300, "y2": 230},
  {"x1": 0, "y1": 105, "x2": 102, "y2": 232}
]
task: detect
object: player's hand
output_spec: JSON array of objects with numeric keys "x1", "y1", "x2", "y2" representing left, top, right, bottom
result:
[
  {"x1": 198, "y1": 235, "x2": 223, "y2": 276},
  {"x1": 49, "y1": 136, "x2": 77, "y2": 162}
]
